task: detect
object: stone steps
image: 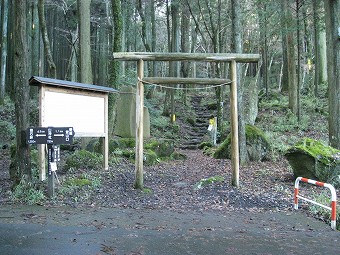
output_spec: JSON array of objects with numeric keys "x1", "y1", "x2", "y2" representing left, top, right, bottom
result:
[{"x1": 178, "y1": 94, "x2": 216, "y2": 150}]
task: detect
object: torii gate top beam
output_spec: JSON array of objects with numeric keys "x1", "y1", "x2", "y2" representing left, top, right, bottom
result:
[{"x1": 113, "y1": 52, "x2": 260, "y2": 63}]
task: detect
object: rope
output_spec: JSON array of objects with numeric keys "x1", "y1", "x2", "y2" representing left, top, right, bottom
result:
[{"x1": 137, "y1": 77, "x2": 233, "y2": 90}]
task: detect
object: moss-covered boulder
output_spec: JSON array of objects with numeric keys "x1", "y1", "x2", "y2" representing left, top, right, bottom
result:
[
  {"x1": 213, "y1": 125, "x2": 270, "y2": 161},
  {"x1": 145, "y1": 139, "x2": 174, "y2": 158},
  {"x1": 109, "y1": 138, "x2": 136, "y2": 152},
  {"x1": 285, "y1": 138, "x2": 340, "y2": 187},
  {"x1": 144, "y1": 149, "x2": 158, "y2": 166}
]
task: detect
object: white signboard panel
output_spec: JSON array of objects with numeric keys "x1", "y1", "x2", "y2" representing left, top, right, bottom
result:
[{"x1": 42, "y1": 90, "x2": 105, "y2": 137}]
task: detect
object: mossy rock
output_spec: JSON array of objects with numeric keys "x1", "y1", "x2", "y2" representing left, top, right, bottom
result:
[
  {"x1": 170, "y1": 151, "x2": 187, "y2": 160},
  {"x1": 213, "y1": 125, "x2": 270, "y2": 161},
  {"x1": 145, "y1": 139, "x2": 174, "y2": 158},
  {"x1": 109, "y1": 138, "x2": 136, "y2": 152},
  {"x1": 285, "y1": 138, "x2": 340, "y2": 187},
  {"x1": 198, "y1": 141, "x2": 213, "y2": 149},
  {"x1": 144, "y1": 149, "x2": 158, "y2": 166}
]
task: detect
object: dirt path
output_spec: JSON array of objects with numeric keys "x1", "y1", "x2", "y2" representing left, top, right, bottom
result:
[{"x1": 0, "y1": 204, "x2": 339, "y2": 255}]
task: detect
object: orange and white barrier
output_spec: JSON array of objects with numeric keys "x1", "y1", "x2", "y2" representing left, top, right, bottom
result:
[{"x1": 294, "y1": 177, "x2": 337, "y2": 230}]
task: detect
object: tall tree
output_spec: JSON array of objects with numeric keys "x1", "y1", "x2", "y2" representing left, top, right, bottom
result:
[
  {"x1": 313, "y1": 0, "x2": 327, "y2": 96},
  {"x1": 180, "y1": 2, "x2": 190, "y2": 104},
  {"x1": 258, "y1": 0, "x2": 269, "y2": 96},
  {"x1": 12, "y1": 0, "x2": 31, "y2": 182},
  {"x1": 0, "y1": 0, "x2": 8, "y2": 104},
  {"x1": 170, "y1": 0, "x2": 179, "y2": 122},
  {"x1": 31, "y1": 0, "x2": 40, "y2": 77},
  {"x1": 38, "y1": 0, "x2": 56, "y2": 78},
  {"x1": 231, "y1": 0, "x2": 248, "y2": 166},
  {"x1": 78, "y1": 0, "x2": 93, "y2": 84},
  {"x1": 109, "y1": 0, "x2": 123, "y2": 134},
  {"x1": 280, "y1": 0, "x2": 289, "y2": 92},
  {"x1": 136, "y1": 0, "x2": 151, "y2": 52},
  {"x1": 296, "y1": 0, "x2": 302, "y2": 121},
  {"x1": 324, "y1": 0, "x2": 340, "y2": 149},
  {"x1": 283, "y1": 0, "x2": 298, "y2": 115}
]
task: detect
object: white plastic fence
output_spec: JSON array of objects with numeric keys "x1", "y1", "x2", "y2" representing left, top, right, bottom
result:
[{"x1": 294, "y1": 177, "x2": 337, "y2": 230}]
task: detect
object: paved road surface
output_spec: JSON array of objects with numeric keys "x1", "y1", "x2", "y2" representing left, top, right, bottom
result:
[{"x1": 0, "y1": 205, "x2": 338, "y2": 255}]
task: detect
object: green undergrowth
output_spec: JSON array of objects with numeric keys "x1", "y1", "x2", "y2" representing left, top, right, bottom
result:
[
  {"x1": 193, "y1": 176, "x2": 224, "y2": 190},
  {"x1": 10, "y1": 172, "x2": 46, "y2": 205},
  {"x1": 257, "y1": 92, "x2": 329, "y2": 160},
  {"x1": 64, "y1": 150, "x2": 103, "y2": 172},
  {"x1": 309, "y1": 190, "x2": 340, "y2": 231},
  {"x1": 57, "y1": 171, "x2": 102, "y2": 203}
]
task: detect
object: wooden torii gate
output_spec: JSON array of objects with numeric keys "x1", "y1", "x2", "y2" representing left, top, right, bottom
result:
[{"x1": 113, "y1": 52, "x2": 260, "y2": 188}]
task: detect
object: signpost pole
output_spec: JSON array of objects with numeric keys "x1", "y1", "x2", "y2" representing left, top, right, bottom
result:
[
  {"x1": 47, "y1": 144, "x2": 55, "y2": 197},
  {"x1": 26, "y1": 127, "x2": 74, "y2": 198}
]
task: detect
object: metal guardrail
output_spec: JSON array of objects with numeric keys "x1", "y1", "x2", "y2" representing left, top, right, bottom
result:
[{"x1": 294, "y1": 177, "x2": 337, "y2": 230}]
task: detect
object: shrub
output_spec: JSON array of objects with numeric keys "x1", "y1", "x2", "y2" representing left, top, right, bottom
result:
[
  {"x1": 0, "y1": 120, "x2": 15, "y2": 146},
  {"x1": 10, "y1": 175, "x2": 45, "y2": 205},
  {"x1": 64, "y1": 150, "x2": 103, "y2": 171}
]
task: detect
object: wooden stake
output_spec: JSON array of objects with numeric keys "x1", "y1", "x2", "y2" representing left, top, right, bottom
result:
[
  {"x1": 103, "y1": 93, "x2": 109, "y2": 170},
  {"x1": 230, "y1": 60, "x2": 239, "y2": 187},
  {"x1": 134, "y1": 59, "x2": 144, "y2": 189}
]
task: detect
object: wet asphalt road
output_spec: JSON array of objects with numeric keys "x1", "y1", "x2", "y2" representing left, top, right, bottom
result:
[{"x1": 0, "y1": 205, "x2": 339, "y2": 255}]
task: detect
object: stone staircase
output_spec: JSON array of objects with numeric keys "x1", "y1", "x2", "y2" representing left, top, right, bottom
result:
[{"x1": 178, "y1": 95, "x2": 216, "y2": 150}]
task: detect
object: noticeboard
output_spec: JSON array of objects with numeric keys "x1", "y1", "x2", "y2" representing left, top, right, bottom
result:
[
  {"x1": 42, "y1": 89, "x2": 105, "y2": 137},
  {"x1": 29, "y1": 76, "x2": 118, "y2": 180}
]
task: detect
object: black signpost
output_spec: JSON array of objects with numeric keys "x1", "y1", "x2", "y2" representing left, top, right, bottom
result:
[{"x1": 26, "y1": 127, "x2": 74, "y2": 197}]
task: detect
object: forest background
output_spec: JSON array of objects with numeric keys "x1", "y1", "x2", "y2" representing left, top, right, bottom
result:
[{"x1": 0, "y1": 0, "x2": 339, "y2": 186}]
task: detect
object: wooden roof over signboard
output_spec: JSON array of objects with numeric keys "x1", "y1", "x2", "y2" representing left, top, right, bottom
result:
[{"x1": 29, "y1": 76, "x2": 118, "y2": 94}]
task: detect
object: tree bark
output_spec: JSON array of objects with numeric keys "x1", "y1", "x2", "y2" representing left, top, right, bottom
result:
[
  {"x1": 324, "y1": 0, "x2": 340, "y2": 149},
  {"x1": 284, "y1": 0, "x2": 298, "y2": 115},
  {"x1": 280, "y1": 0, "x2": 289, "y2": 92},
  {"x1": 313, "y1": 0, "x2": 327, "y2": 96},
  {"x1": 78, "y1": 0, "x2": 92, "y2": 84},
  {"x1": 31, "y1": 0, "x2": 40, "y2": 76},
  {"x1": 38, "y1": 0, "x2": 56, "y2": 78},
  {"x1": 136, "y1": 0, "x2": 151, "y2": 52},
  {"x1": 0, "y1": 0, "x2": 8, "y2": 104},
  {"x1": 180, "y1": 5, "x2": 189, "y2": 105},
  {"x1": 109, "y1": 0, "x2": 122, "y2": 135},
  {"x1": 12, "y1": 0, "x2": 31, "y2": 182},
  {"x1": 170, "y1": 0, "x2": 179, "y2": 122},
  {"x1": 258, "y1": 1, "x2": 268, "y2": 96}
]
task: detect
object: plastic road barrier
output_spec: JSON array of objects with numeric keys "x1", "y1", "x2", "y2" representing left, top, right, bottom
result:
[{"x1": 294, "y1": 177, "x2": 337, "y2": 230}]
